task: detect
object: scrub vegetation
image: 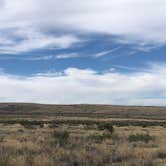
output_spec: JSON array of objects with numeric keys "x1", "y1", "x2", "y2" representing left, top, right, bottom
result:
[{"x1": 0, "y1": 103, "x2": 166, "y2": 166}]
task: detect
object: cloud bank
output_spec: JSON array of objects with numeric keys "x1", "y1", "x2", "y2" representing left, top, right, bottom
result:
[
  {"x1": 0, "y1": 0, "x2": 166, "y2": 53},
  {"x1": 0, "y1": 63, "x2": 166, "y2": 106}
]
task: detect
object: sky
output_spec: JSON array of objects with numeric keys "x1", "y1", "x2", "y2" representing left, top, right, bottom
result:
[{"x1": 0, "y1": 0, "x2": 166, "y2": 105}]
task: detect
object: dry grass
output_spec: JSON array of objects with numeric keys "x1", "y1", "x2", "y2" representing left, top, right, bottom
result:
[
  {"x1": 0, "y1": 103, "x2": 165, "y2": 165},
  {"x1": 0, "y1": 121, "x2": 165, "y2": 166}
]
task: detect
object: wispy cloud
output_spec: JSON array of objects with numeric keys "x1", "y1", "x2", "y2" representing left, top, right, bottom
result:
[
  {"x1": 130, "y1": 43, "x2": 163, "y2": 53},
  {"x1": 0, "y1": 53, "x2": 81, "y2": 61},
  {"x1": 113, "y1": 65, "x2": 141, "y2": 72},
  {"x1": 25, "y1": 53, "x2": 80, "y2": 61},
  {"x1": 55, "y1": 53, "x2": 80, "y2": 59},
  {"x1": 94, "y1": 47, "x2": 121, "y2": 58},
  {"x1": 0, "y1": 28, "x2": 81, "y2": 54}
]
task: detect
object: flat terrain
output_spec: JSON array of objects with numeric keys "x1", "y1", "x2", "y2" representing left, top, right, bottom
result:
[
  {"x1": 1, "y1": 103, "x2": 166, "y2": 119},
  {"x1": 0, "y1": 103, "x2": 166, "y2": 166}
]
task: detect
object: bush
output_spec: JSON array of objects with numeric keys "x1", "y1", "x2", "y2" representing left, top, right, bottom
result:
[
  {"x1": 88, "y1": 132, "x2": 118, "y2": 143},
  {"x1": 53, "y1": 130, "x2": 70, "y2": 146},
  {"x1": 49, "y1": 123, "x2": 59, "y2": 128},
  {"x1": 22, "y1": 124, "x2": 36, "y2": 129},
  {"x1": 128, "y1": 133, "x2": 154, "y2": 143},
  {"x1": 97, "y1": 123, "x2": 114, "y2": 133},
  {"x1": 153, "y1": 150, "x2": 166, "y2": 159}
]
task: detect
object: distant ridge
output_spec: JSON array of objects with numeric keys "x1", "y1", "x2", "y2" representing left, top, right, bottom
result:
[{"x1": 0, "y1": 103, "x2": 166, "y2": 120}]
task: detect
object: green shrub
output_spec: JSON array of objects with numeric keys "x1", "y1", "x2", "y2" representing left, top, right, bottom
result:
[{"x1": 128, "y1": 133, "x2": 154, "y2": 143}]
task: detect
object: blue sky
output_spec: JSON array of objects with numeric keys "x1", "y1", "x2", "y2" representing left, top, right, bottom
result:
[
  {"x1": 0, "y1": 34, "x2": 165, "y2": 76},
  {"x1": 0, "y1": 0, "x2": 166, "y2": 105}
]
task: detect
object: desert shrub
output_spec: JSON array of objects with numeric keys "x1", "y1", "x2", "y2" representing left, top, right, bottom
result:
[
  {"x1": 83, "y1": 124, "x2": 96, "y2": 130},
  {"x1": 110, "y1": 134, "x2": 121, "y2": 142},
  {"x1": 88, "y1": 134, "x2": 105, "y2": 143},
  {"x1": 142, "y1": 124, "x2": 147, "y2": 128},
  {"x1": 49, "y1": 123, "x2": 59, "y2": 128},
  {"x1": 53, "y1": 130, "x2": 70, "y2": 146},
  {"x1": 111, "y1": 152, "x2": 130, "y2": 163},
  {"x1": 1, "y1": 119, "x2": 166, "y2": 127},
  {"x1": 18, "y1": 129, "x2": 24, "y2": 132},
  {"x1": 22, "y1": 124, "x2": 36, "y2": 129},
  {"x1": 0, "y1": 136, "x2": 4, "y2": 142},
  {"x1": 153, "y1": 150, "x2": 166, "y2": 159},
  {"x1": 88, "y1": 132, "x2": 117, "y2": 143},
  {"x1": 39, "y1": 123, "x2": 44, "y2": 128},
  {"x1": 128, "y1": 133, "x2": 154, "y2": 143},
  {"x1": 19, "y1": 120, "x2": 41, "y2": 129},
  {"x1": 97, "y1": 123, "x2": 114, "y2": 133}
]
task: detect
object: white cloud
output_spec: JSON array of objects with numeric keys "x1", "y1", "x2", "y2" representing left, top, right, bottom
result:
[
  {"x1": 0, "y1": 0, "x2": 166, "y2": 46},
  {"x1": 0, "y1": 28, "x2": 80, "y2": 54},
  {"x1": 0, "y1": 63, "x2": 166, "y2": 106},
  {"x1": 0, "y1": 0, "x2": 5, "y2": 10}
]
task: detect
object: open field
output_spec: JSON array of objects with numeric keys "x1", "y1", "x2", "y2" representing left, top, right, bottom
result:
[{"x1": 0, "y1": 103, "x2": 166, "y2": 166}]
